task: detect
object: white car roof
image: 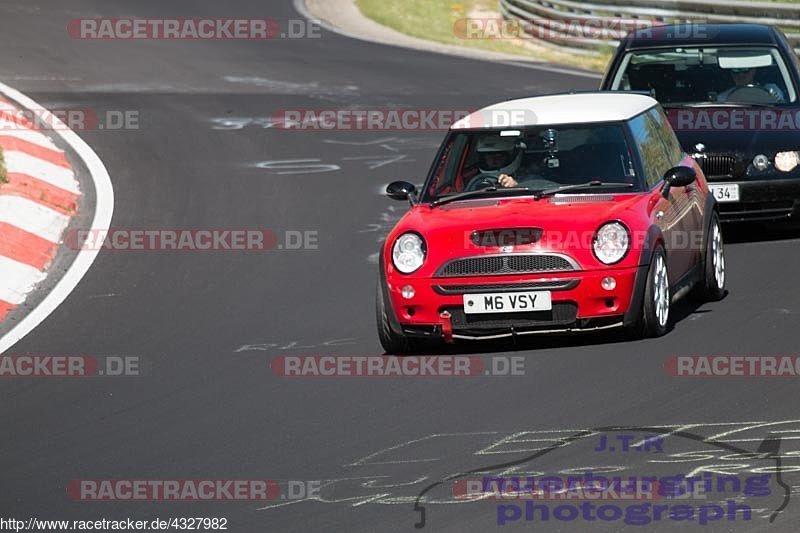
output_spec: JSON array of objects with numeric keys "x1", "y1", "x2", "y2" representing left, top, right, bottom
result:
[{"x1": 452, "y1": 93, "x2": 658, "y2": 130}]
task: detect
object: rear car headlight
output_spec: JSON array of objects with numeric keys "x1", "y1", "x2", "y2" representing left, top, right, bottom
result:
[
  {"x1": 775, "y1": 151, "x2": 799, "y2": 172},
  {"x1": 392, "y1": 232, "x2": 426, "y2": 274},
  {"x1": 593, "y1": 222, "x2": 630, "y2": 265}
]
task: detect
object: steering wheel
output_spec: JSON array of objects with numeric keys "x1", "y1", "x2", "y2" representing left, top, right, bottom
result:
[
  {"x1": 464, "y1": 173, "x2": 500, "y2": 191},
  {"x1": 726, "y1": 85, "x2": 780, "y2": 104}
]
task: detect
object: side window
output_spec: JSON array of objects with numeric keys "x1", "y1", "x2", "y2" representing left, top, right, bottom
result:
[
  {"x1": 650, "y1": 108, "x2": 684, "y2": 166},
  {"x1": 628, "y1": 112, "x2": 672, "y2": 188},
  {"x1": 427, "y1": 134, "x2": 470, "y2": 197}
]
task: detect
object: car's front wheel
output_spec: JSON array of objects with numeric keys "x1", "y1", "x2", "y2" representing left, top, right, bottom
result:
[
  {"x1": 376, "y1": 282, "x2": 414, "y2": 355},
  {"x1": 692, "y1": 212, "x2": 726, "y2": 302},
  {"x1": 630, "y1": 246, "x2": 670, "y2": 338}
]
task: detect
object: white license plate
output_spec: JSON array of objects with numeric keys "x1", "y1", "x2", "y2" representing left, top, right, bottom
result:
[
  {"x1": 709, "y1": 183, "x2": 740, "y2": 203},
  {"x1": 463, "y1": 291, "x2": 552, "y2": 314}
]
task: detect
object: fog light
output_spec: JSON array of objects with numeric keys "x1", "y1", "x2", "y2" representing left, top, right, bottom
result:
[
  {"x1": 401, "y1": 285, "x2": 415, "y2": 299},
  {"x1": 753, "y1": 154, "x2": 770, "y2": 171},
  {"x1": 601, "y1": 277, "x2": 617, "y2": 291}
]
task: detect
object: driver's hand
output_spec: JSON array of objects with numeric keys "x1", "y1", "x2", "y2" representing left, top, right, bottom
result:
[{"x1": 498, "y1": 174, "x2": 518, "y2": 188}]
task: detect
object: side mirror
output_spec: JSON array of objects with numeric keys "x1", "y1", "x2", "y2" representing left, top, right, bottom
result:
[
  {"x1": 386, "y1": 181, "x2": 417, "y2": 202},
  {"x1": 661, "y1": 166, "x2": 696, "y2": 197}
]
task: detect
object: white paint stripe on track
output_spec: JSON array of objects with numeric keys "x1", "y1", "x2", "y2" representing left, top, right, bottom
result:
[
  {"x1": 0, "y1": 255, "x2": 46, "y2": 305},
  {"x1": 0, "y1": 82, "x2": 114, "y2": 354},
  {"x1": 0, "y1": 195, "x2": 71, "y2": 243},
  {"x1": 4, "y1": 151, "x2": 79, "y2": 194},
  {"x1": 0, "y1": 119, "x2": 60, "y2": 149},
  {"x1": 500, "y1": 60, "x2": 603, "y2": 79}
]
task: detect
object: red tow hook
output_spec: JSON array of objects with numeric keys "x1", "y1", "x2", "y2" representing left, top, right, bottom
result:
[{"x1": 440, "y1": 311, "x2": 454, "y2": 344}]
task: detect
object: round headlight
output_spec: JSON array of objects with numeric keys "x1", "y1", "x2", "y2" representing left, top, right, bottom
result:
[
  {"x1": 593, "y1": 222, "x2": 630, "y2": 265},
  {"x1": 753, "y1": 154, "x2": 770, "y2": 171},
  {"x1": 775, "y1": 151, "x2": 799, "y2": 173},
  {"x1": 392, "y1": 233, "x2": 426, "y2": 274}
]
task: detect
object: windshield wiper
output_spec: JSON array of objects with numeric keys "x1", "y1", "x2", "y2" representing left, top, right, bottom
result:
[
  {"x1": 429, "y1": 187, "x2": 532, "y2": 208},
  {"x1": 537, "y1": 180, "x2": 634, "y2": 198}
]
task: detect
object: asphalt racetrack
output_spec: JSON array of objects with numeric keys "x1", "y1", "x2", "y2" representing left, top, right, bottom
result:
[{"x1": 0, "y1": 1, "x2": 799, "y2": 531}]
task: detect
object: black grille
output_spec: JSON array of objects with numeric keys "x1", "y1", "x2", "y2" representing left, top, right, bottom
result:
[
  {"x1": 719, "y1": 201, "x2": 795, "y2": 221},
  {"x1": 433, "y1": 280, "x2": 579, "y2": 294},
  {"x1": 698, "y1": 155, "x2": 735, "y2": 178},
  {"x1": 436, "y1": 254, "x2": 575, "y2": 277},
  {"x1": 443, "y1": 303, "x2": 578, "y2": 330}
]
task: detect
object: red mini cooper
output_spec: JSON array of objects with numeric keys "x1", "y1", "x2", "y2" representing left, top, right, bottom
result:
[{"x1": 377, "y1": 92, "x2": 726, "y2": 353}]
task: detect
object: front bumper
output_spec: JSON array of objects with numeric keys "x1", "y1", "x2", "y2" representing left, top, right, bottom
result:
[
  {"x1": 386, "y1": 267, "x2": 640, "y2": 340},
  {"x1": 714, "y1": 178, "x2": 800, "y2": 222}
]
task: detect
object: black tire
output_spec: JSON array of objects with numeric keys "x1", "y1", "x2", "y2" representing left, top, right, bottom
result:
[
  {"x1": 692, "y1": 212, "x2": 726, "y2": 302},
  {"x1": 629, "y1": 246, "x2": 670, "y2": 339},
  {"x1": 376, "y1": 282, "x2": 413, "y2": 355}
]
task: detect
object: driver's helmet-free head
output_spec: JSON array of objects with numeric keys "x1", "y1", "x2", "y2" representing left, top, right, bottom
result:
[{"x1": 477, "y1": 136, "x2": 523, "y2": 175}]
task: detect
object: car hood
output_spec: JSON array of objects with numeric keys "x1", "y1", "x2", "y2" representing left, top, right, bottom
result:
[
  {"x1": 386, "y1": 194, "x2": 645, "y2": 273},
  {"x1": 667, "y1": 106, "x2": 800, "y2": 156}
]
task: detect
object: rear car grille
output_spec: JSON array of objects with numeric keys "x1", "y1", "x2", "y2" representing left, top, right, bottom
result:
[
  {"x1": 698, "y1": 155, "x2": 735, "y2": 178},
  {"x1": 442, "y1": 303, "x2": 578, "y2": 330},
  {"x1": 436, "y1": 254, "x2": 576, "y2": 277}
]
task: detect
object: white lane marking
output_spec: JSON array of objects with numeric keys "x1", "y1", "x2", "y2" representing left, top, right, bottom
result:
[
  {"x1": 500, "y1": 61, "x2": 603, "y2": 79},
  {"x1": 0, "y1": 82, "x2": 115, "y2": 355},
  {"x1": 0, "y1": 196, "x2": 71, "y2": 242},
  {"x1": 3, "y1": 150, "x2": 79, "y2": 193},
  {"x1": 0, "y1": 255, "x2": 46, "y2": 305}
]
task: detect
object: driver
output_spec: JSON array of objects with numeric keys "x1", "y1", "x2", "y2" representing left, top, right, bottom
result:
[
  {"x1": 475, "y1": 137, "x2": 523, "y2": 188},
  {"x1": 717, "y1": 67, "x2": 785, "y2": 102}
]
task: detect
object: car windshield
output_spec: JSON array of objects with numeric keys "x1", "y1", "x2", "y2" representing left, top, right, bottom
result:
[
  {"x1": 423, "y1": 124, "x2": 639, "y2": 202},
  {"x1": 610, "y1": 46, "x2": 797, "y2": 105}
]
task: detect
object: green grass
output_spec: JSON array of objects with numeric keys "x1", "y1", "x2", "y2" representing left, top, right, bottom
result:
[
  {"x1": 0, "y1": 147, "x2": 7, "y2": 184},
  {"x1": 355, "y1": 0, "x2": 610, "y2": 72}
]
